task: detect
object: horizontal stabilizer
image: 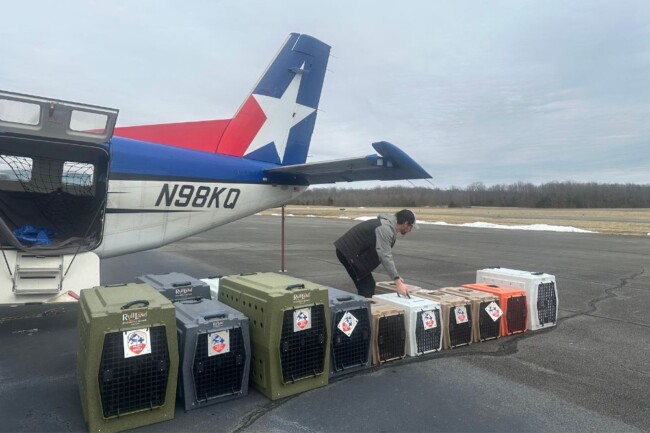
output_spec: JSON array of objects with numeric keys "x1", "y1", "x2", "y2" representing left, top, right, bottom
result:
[{"x1": 264, "y1": 141, "x2": 431, "y2": 185}]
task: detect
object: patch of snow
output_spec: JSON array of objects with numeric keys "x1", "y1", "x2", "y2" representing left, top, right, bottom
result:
[{"x1": 423, "y1": 221, "x2": 596, "y2": 233}]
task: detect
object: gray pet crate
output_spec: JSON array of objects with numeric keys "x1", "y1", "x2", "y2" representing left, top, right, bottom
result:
[
  {"x1": 174, "y1": 297, "x2": 250, "y2": 411},
  {"x1": 138, "y1": 272, "x2": 212, "y2": 302},
  {"x1": 327, "y1": 287, "x2": 372, "y2": 377}
]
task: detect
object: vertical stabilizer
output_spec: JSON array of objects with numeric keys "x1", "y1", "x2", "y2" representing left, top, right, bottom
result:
[{"x1": 216, "y1": 33, "x2": 331, "y2": 165}]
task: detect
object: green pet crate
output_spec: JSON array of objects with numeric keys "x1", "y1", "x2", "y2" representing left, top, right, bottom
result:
[
  {"x1": 77, "y1": 283, "x2": 178, "y2": 433},
  {"x1": 218, "y1": 272, "x2": 330, "y2": 400}
]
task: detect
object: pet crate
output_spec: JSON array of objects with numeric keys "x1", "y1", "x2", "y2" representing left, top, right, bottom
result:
[
  {"x1": 374, "y1": 293, "x2": 442, "y2": 356},
  {"x1": 173, "y1": 296, "x2": 250, "y2": 410},
  {"x1": 462, "y1": 283, "x2": 528, "y2": 336},
  {"x1": 476, "y1": 267, "x2": 558, "y2": 331},
  {"x1": 138, "y1": 272, "x2": 212, "y2": 302},
  {"x1": 370, "y1": 299, "x2": 406, "y2": 365},
  {"x1": 77, "y1": 283, "x2": 178, "y2": 433},
  {"x1": 439, "y1": 286, "x2": 501, "y2": 342},
  {"x1": 217, "y1": 272, "x2": 330, "y2": 400},
  {"x1": 414, "y1": 290, "x2": 473, "y2": 349},
  {"x1": 375, "y1": 280, "x2": 425, "y2": 296},
  {"x1": 327, "y1": 287, "x2": 372, "y2": 377},
  {"x1": 201, "y1": 276, "x2": 222, "y2": 300},
  {"x1": 369, "y1": 298, "x2": 407, "y2": 364}
]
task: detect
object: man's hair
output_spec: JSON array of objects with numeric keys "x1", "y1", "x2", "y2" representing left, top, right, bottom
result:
[{"x1": 395, "y1": 209, "x2": 416, "y2": 226}]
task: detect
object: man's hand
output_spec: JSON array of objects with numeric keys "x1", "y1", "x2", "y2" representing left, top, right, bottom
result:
[{"x1": 395, "y1": 277, "x2": 410, "y2": 298}]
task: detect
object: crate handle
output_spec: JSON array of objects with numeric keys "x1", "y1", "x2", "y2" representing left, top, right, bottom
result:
[
  {"x1": 239, "y1": 272, "x2": 257, "y2": 276},
  {"x1": 336, "y1": 296, "x2": 353, "y2": 301},
  {"x1": 121, "y1": 300, "x2": 150, "y2": 310},
  {"x1": 204, "y1": 312, "x2": 227, "y2": 320},
  {"x1": 488, "y1": 284, "x2": 498, "y2": 288},
  {"x1": 172, "y1": 281, "x2": 192, "y2": 287},
  {"x1": 285, "y1": 283, "x2": 305, "y2": 290},
  {"x1": 207, "y1": 275, "x2": 222, "y2": 279},
  {"x1": 176, "y1": 296, "x2": 204, "y2": 304}
]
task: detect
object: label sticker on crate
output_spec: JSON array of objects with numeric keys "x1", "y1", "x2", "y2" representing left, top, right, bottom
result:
[
  {"x1": 293, "y1": 307, "x2": 312, "y2": 332},
  {"x1": 421, "y1": 310, "x2": 437, "y2": 329},
  {"x1": 208, "y1": 330, "x2": 230, "y2": 356},
  {"x1": 121, "y1": 310, "x2": 148, "y2": 326},
  {"x1": 484, "y1": 301, "x2": 503, "y2": 322},
  {"x1": 337, "y1": 311, "x2": 358, "y2": 337},
  {"x1": 123, "y1": 328, "x2": 152, "y2": 358},
  {"x1": 454, "y1": 306, "x2": 469, "y2": 324}
]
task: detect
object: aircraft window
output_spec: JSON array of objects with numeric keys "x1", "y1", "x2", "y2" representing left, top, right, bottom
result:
[
  {"x1": 62, "y1": 161, "x2": 94, "y2": 187},
  {"x1": 69, "y1": 110, "x2": 108, "y2": 135},
  {"x1": 0, "y1": 155, "x2": 32, "y2": 181},
  {"x1": 0, "y1": 99, "x2": 41, "y2": 125}
]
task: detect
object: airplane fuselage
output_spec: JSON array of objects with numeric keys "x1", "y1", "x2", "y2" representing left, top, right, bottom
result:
[{"x1": 96, "y1": 137, "x2": 307, "y2": 258}]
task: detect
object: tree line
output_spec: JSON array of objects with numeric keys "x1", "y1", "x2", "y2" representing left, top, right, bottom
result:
[{"x1": 290, "y1": 182, "x2": 650, "y2": 208}]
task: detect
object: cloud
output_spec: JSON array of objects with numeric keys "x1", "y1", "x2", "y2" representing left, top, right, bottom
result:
[{"x1": 2, "y1": 0, "x2": 649, "y2": 187}]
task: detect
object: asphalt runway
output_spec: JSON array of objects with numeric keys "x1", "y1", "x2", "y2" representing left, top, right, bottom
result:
[{"x1": 1, "y1": 214, "x2": 648, "y2": 432}]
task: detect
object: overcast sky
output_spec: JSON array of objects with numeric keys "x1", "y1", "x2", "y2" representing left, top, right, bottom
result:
[{"x1": 2, "y1": 0, "x2": 649, "y2": 188}]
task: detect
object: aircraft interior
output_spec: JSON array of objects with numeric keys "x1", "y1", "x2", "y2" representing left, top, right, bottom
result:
[{"x1": 0, "y1": 135, "x2": 108, "y2": 254}]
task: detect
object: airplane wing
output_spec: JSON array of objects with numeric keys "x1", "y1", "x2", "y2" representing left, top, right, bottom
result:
[{"x1": 264, "y1": 141, "x2": 431, "y2": 185}]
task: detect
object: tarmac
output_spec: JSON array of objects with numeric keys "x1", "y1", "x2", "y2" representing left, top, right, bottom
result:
[{"x1": 1, "y1": 214, "x2": 648, "y2": 432}]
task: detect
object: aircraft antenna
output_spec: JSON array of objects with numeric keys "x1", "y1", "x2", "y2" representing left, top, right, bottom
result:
[
  {"x1": 0, "y1": 242, "x2": 13, "y2": 279},
  {"x1": 424, "y1": 178, "x2": 436, "y2": 188}
]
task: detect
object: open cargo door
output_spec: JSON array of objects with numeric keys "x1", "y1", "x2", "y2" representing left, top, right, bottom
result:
[{"x1": 0, "y1": 90, "x2": 117, "y2": 255}]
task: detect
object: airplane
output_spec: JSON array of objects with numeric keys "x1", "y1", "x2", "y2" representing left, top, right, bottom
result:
[{"x1": 0, "y1": 33, "x2": 431, "y2": 305}]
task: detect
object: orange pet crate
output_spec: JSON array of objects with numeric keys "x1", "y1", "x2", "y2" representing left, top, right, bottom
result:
[{"x1": 461, "y1": 283, "x2": 527, "y2": 336}]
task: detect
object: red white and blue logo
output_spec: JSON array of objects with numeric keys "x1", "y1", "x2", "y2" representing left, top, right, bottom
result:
[
  {"x1": 485, "y1": 301, "x2": 503, "y2": 322},
  {"x1": 208, "y1": 330, "x2": 230, "y2": 356},
  {"x1": 422, "y1": 310, "x2": 437, "y2": 330},
  {"x1": 293, "y1": 307, "x2": 312, "y2": 332},
  {"x1": 455, "y1": 306, "x2": 469, "y2": 324},
  {"x1": 337, "y1": 311, "x2": 358, "y2": 337},
  {"x1": 123, "y1": 328, "x2": 151, "y2": 358},
  {"x1": 212, "y1": 334, "x2": 225, "y2": 352}
]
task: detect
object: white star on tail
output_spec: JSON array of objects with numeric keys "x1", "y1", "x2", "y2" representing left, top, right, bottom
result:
[{"x1": 246, "y1": 66, "x2": 315, "y2": 162}]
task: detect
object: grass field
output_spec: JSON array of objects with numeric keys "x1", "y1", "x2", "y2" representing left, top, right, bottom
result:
[{"x1": 260, "y1": 206, "x2": 650, "y2": 236}]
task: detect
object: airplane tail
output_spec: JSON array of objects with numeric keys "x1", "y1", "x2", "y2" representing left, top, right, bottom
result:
[
  {"x1": 216, "y1": 33, "x2": 331, "y2": 165},
  {"x1": 113, "y1": 33, "x2": 331, "y2": 165}
]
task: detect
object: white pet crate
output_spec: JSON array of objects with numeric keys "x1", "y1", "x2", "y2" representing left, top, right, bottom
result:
[
  {"x1": 476, "y1": 267, "x2": 558, "y2": 331},
  {"x1": 373, "y1": 293, "x2": 442, "y2": 356}
]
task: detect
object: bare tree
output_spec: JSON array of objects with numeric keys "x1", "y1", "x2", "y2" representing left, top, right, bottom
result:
[{"x1": 290, "y1": 182, "x2": 650, "y2": 208}]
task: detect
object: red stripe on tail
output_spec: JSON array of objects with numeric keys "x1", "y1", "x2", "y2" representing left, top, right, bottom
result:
[{"x1": 114, "y1": 119, "x2": 228, "y2": 153}]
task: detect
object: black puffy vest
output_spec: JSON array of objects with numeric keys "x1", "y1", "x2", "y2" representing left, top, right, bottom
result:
[{"x1": 334, "y1": 217, "x2": 394, "y2": 279}]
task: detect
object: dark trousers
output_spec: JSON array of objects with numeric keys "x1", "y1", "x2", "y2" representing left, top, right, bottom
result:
[{"x1": 336, "y1": 249, "x2": 375, "y2": 298}]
